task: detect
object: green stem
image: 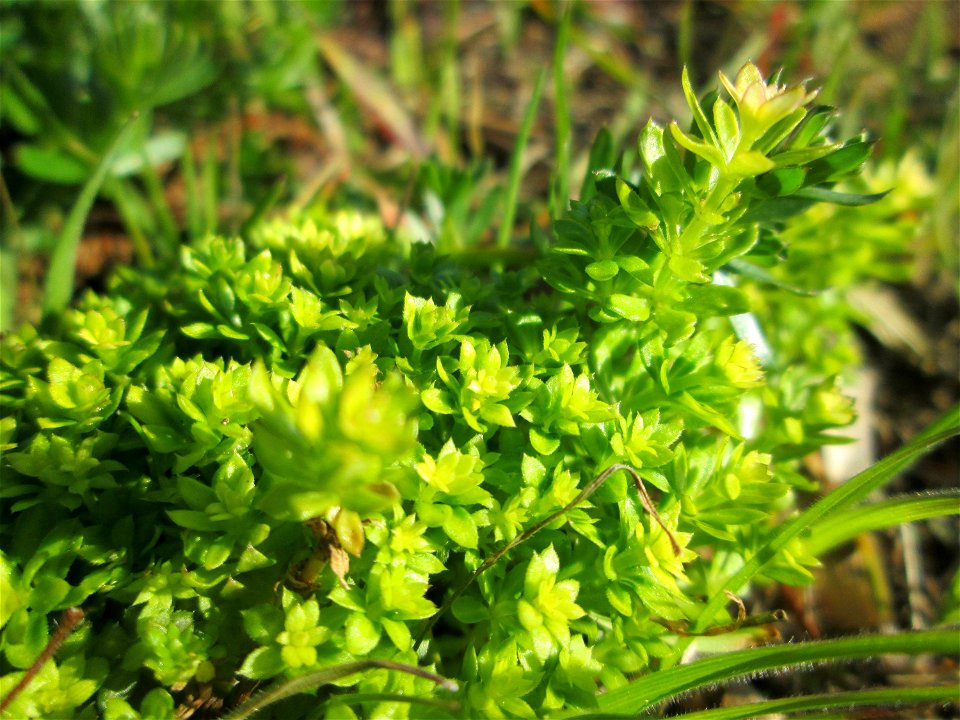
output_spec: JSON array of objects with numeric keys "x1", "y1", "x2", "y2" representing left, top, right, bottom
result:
[{"x1": 673, "y1": 172, "x2": 738, "y2": 257}]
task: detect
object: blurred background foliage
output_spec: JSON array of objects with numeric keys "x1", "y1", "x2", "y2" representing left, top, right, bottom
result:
[{"x1": 2, "y1": 0, "x2": 957, "y2": 328}]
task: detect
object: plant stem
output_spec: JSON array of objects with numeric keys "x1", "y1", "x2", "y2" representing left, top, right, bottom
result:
[
  {"x1": 0, "y1": 607, "x2": 85, "y2": 713},
  {"x1": 415, "y1": 463, "x2": 679, "y2": 648},
  {"x1": 221, "y1": 659, "x2": 458, "y2": 720},
  {"x1": 673, "y1": 172, "x2": 738, "y2": 258}
]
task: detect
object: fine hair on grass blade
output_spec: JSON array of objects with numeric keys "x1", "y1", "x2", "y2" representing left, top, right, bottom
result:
[
  {"x1": 220, "y1": 660, "x2": 458, "y2": 720},
  {"x1": 579, "y1": 685, "x2": 955, "y2": 720},
  {"x1": 692, "y1": 405, "x2": 960, "y2": 633},
  {"x1": 807, "y1": 488, "x2": 960, "y2": 556},
  {"x1": 591, "y1": 627, "x2": 958, "y2": 716},
  {"x1": 415, "y1": 463, "x2": 679, "y2": 648},
  {"x1": 41, "y1": 113, "x2": 143, "y2": 318},
  {"x1": 497, "y1": 68, "x2": 546, "y2": 249}
]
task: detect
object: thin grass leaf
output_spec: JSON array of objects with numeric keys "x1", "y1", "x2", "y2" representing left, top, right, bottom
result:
[
  {"x1": 792, "y1": 186, "x2": 889, "y2": 206},
  {"x1": 42, "y1": 113, "x2": 143, "y2": 318},
  {"x1": 692, "y1": 405, "x2": 959, "y2": 632},
  {"x1": 725, "y1": 258, "x2": 820, "y2": 296},
  {"x1": 550, "y1": 1, "x2": 573, "y2": 220},
  {"x1": 0, "y1": 247, "x2": 15, "y2": 333},
  {"x1": 139, "y1": 147, "x2": 180, "y2": 257},
  {"x1": 182, "y1": 143, "x2": 203, "y2": 239},
  {"x1": 807, "y1": 489, "x2": 960, "y2": 556},
  {"x1": 107, "y1": 179, "x2": 155, "y2": 267},
  {"x1": 440, "y1": 0, "x2": 462, "y2": 162},
  {"x1": 203, "y1": 136, "x2": 219, "y2": 237},
  {"x1": 497, "y1": 68, "x2": 546, "y2": 249},
  {"x1": 630, "y1": 685, "x2": 956, "y2": 720},
  {"x1": 318, "y1": 32, "x2": 427, "y2": 159},
  {"x1": 220, "y1": 660, "x2": 458, "y2": 720},
  {"x1": 240, "y1": 175, "x2": 288, "y2": 237},
  {"x1": 592, "y1": 628, "x2": 958, "y2": 716}
]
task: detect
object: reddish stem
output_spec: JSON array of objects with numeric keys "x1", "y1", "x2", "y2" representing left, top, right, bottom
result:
[{"x1": 0, "y1": 607, "x2": 85, "y2": 713}]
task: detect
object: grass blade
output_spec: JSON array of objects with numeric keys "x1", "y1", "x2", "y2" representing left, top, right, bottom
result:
[
  {"x1": 497, "y1": 68, "x2": 546, "y2": 249},
  {"x1": 107, "y1": 179, "x2": 155, "y2": 267},
  {"x1": 220, "y1": 659, "x2": 457, "y2": 720},
  {"x1": 808, "y1": 489, "x2": 960, "y2": 555},
  {"x1": 240, "y1": 175, "x2": 288, "y2": 237},
  {"x1": 203, "y1": 135, "x2": 219, "y2": 237},
  {"x1": 593, "y1": 628, "x2": 958, "y2": 715},
  {"x1": 692, "y1": 405, "x2": 959, "y2": 632},
  {"x1": 139, "y1": 147, "x2": 181, "y2": 258},
  {"x1": 631, "y1": 685, "x2": 956, "y2": 720},
  {"x1": 183, "y1": 143, "x2": 203, "y2": 240},
  {"x1": 550, "y1": 1, "x2": 573, "y2": 220},
  {"x1": 318, "y1": 32, "x2": 427, "y2": 159},
  {"x1": 42, "y1": 114, "x2": 143, "y2": 318}
]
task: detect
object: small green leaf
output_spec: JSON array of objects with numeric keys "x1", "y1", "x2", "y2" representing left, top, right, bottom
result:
[
  {"x1": 238, "y1": 646, "x2": 286, "y2": 680},
  {"x1": 451, "y1": 594, "x2": 489, "y2": 624},
  {"x1": 442, "y1": 506, "x2": 478, "y2": 549},
  {"x1": 805, "y1": 140, "x2": 874, "y2": 183},
  {"x1": 771, "y1": 144, "x2": 842, "y2": 167},
  {"x1": 712, "y1": 98, "x2": 740, "y2": 159},
  {"x1": 616, "y1": 177, "x2": 659, "y2": 228},
  {"x1": 524, "y1": 545, "x2": 559, "y2": 598},
  {"x1": 15, "y1": 144, "x2": 89, "y2": 184},
  {"x1": 480, "y1": 403, "x2": 516, "y2": 428},
  {"x1": 668, "y1": 255, "x2": 709, "y2": 283},
  {"x1": 166, "y1": 510, "x2": 216, "y2": 531},
  {"x1": 755, "y1": 167, "x2": 806, "y2": 196},
  {"x1": 606, "y1": 585, "x2": 634, "y2": 616},
  {"x1": 639, "y1": 119, "x2": 691, "y2": 195},
  {"x1": 585, "y1": 260, "x2": 620, "y2": 281},
  {"x1": 726, "y1": 150, "x2": 774, "y2": 176},
  {"x1": 530, "y1": 428, "x2": 561, "y2": 455},
  {"x1": 379, "y1": 617, "x2": 412, "y2": 651},
  {"x1": 793, "y1": 186, "x2": 889, "y2": 206},
  {"x1": 606, "y1": 294, "x2": 650, "y2": 322},
  {"x1": 669, "y1": 123, "x2": 725, "y2": 168},
  {"x1": 521, "y1": 454, "x2": 547, "y2": 486},
  {"x1": 685, "y1": 285, "x2": 750, "y2": 316},
  {"x1": 421, "y1": 387, "x2": 456, "y2": 414},
  {"x1": 28, "y1": 576, "x2": 71, "y2": 614},
  {"x1": 345, "y1": 612, "x2": 381, "y2": 656}
]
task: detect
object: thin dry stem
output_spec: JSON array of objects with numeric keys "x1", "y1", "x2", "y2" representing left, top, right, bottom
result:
[
  {"x1": 0, "y1": 607, "x2": 85, "y2": 713},
  {"x1": 415, "y1": 463, "x2": 679, "y2": 647}
]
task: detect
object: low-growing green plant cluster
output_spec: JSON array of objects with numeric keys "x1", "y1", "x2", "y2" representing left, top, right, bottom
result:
[{"x1": 0, "y1": 64, "x2": 955, "y2": 719}]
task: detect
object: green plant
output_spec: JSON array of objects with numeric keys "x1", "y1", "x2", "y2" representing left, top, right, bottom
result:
[{"x1": 1, "y1": 63, "x2": 956, "y2": 720}]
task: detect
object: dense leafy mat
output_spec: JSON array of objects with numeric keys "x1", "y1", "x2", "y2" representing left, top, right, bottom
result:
[{"x1": 1, "y1": 62, "x2": 955, "y2": 720}]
